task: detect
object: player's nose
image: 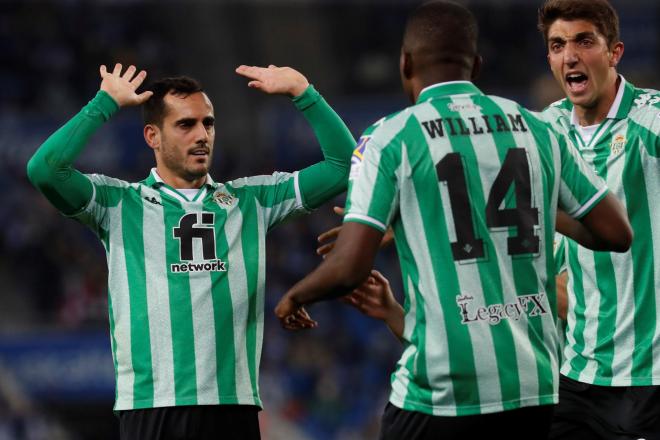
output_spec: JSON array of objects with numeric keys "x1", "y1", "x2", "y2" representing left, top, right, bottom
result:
[
  {"x1": 563, "y1": 44, "x2": 579, "y2": 66},
  {"x1": 194, "y1": 122, "x2": 210, "y2": 143}
]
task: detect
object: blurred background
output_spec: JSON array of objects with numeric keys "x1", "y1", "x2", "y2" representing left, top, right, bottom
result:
[{"x1": 0, "y1": 0, "x2": 657, "y2": 438}]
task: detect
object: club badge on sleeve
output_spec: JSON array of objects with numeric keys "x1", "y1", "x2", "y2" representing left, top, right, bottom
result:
[{"x1": 350, "y1": 136, "x2": 370, "y2": 180}]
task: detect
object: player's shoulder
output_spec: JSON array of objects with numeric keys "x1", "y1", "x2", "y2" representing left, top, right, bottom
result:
[
  {"x1": 363, "y1": 108, "x2": 410, "y2": 134},
  {"x1": 621, "y1": 84, "x2": 660, "y2": 143},
  {"x1": 631, "y1": 86, "x2": 660, "y2": 109},
  {"x1": 359, "y1": 107, "x2": 415, "y2": 150},
  {"x1": 480, "y1": 92, "x2": 545, "y2": 120},
  {"x1": 484, "y1": 93, "x2": 563, "y2": 135},
  {"x1": 628, "y1": 86, "x2": 660, "y2": 128},
  {"x1": 226, "y1": 172, "x2": 294, "y2": 191},
  {"x1": 531, "y1": 98, "x2": 572, "y2": 136},
  {"x1": 539, "y1": 97, "x2": 572, "y2": 124},
  {"x1": 547, "y1": 96, "x2": 572, "y2": 111},
  {"x1": 88, "y1": 173, "x2": 133, "y2": 189}
]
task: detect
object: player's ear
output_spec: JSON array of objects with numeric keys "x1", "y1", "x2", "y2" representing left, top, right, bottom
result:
[
  {"x1": 470, "y1": 54, "x2": 483, "y2": 81},
  {"x1": 609, "y1": 41, "x2": 624, "y2": 67},
  {"x1": 400, "y1": 50, "x2": 413, "y2": 80},
  {"x1": 144, "y1": 124, "x2": 160, "y2": 151}
]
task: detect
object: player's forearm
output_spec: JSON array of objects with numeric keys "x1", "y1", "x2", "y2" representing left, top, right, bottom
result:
[
  {"x1": 294, "y1": 85, "x2": 355, "y2": 168},
  {"x1": 286, "y1": 222, "x2": 382, "y2": 305},
  {"x1": 294, "y1": 86, "x2": 356, "y2": 209},
  {"x1": 27, "y1": 91, "x2": 118, "y2": 214},
  {"x1": 288, "y1": 253, "x2": 371, "y2": 305},
  {"x1": 384, "y1": 305, "x2": 405, "y2": 342},
  {"x1": 555, "y1": 271, "x2": 568, "y2": 321},
  {"x1": 557, "y1": 194, "x2": 632, "y2": 252},
  {"x1": 555, "y1": 215, "x2": 602, "y2": 250}
]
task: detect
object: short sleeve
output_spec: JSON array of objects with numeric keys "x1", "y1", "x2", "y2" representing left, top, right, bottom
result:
[
  {"x1": 68, "y1": 174, "x2": 133, "y2": 240},
  {"x1": 556, "y1": 134, "x2": 608, "y2": 219},
  {"x1": 344, "y1": 132, "x2": 401, "y2": 232}
]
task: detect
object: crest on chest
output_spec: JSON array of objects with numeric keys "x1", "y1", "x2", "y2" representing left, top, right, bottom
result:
[
  {"x1": 610, "y1": 133, "x2": 626, "y2": 156},
  {"x1": 213, "y1": 190, "x2": 238, "y2": 209}
]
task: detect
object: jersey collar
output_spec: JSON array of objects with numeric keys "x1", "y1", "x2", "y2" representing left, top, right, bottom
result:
[
  {"x1": 569, "y1": 75, "x2": 635, "y2": 126},
  {"x1": 417, "y1": 81, "x2": 483, "y2": 103},
  {"x1": 143, "y1": 168, "x2": 218, "y2": 203},
  {"x1": 144, "y1": 168, "x2": 217, "y2": 189}
]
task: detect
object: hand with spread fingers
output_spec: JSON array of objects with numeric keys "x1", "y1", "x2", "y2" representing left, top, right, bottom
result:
[
  {"x1": 317, "y1": 206, "x2": 395, "y2": 257},
  {"x1": 342, "y1": 270, "x2": 404, "y2": 341},
  {"x1": 99, "y1": 63, "x2": 153, "y2": 107},
  {"x1": 235, "y1": 64, "x2": 309, "y2": 98}
]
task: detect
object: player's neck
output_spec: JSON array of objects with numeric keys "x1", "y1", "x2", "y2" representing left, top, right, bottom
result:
[
  {"x1": 573, "y1": 74, "x2": 620, "y2": 127},
  {"x1": 155, "y1": 167, "x2": 207, "y2": 189}
]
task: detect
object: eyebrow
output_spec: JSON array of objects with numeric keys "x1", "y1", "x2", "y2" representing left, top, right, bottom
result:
[
  {"x1": 549, "y1": 31, "x2": 598, "y2": 43},
  {"x1": 175, "y1": 116, "x2": 215, "y2": 125},
  {"x1": 175, "y1": 118, "x2": 197, "y2": 126}
]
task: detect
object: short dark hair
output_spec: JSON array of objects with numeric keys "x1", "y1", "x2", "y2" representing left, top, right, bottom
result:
[
  {"x1": 403, "y1": 1, "x2": 478, "y2": 70},
  {"x1": 538, "y1": 0, "x2": 620, "y2": 48},
  {"x1": 142, "y1": 76, "x2": 204, "y2": 126}
]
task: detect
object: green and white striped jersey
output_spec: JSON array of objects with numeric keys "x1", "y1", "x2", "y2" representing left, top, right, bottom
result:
[
  {"x1": 73, "y1": 168, "x2": 307, "y2": 410},
  {"x1": 345, "y1": 81, "x2": 607, "y2": 416},
  {"x1": 543, "y1": 77, "x2": 660, "y2": 386}
]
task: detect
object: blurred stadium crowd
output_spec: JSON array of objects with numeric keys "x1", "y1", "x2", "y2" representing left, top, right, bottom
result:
[{"x1": 0, "y1": 1, "x2": 657, "y2": 439}]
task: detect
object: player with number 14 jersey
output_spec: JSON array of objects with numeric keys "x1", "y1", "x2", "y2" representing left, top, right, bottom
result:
[{"x1": 344, "y1": 81, "x2": 608, "y2": 416}]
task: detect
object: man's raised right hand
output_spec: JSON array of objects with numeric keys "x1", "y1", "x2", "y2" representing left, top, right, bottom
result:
[{"x1": 99, "y1": 63, "x2": 153, "y2": 107}]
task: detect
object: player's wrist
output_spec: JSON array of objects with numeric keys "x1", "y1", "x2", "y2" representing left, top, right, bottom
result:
[
  {"x1": 385, "y1": 302, "x2": 403, "y2": 324},
  {"x1": 292, "y1": 84, "x2": 320, "y2": 110},
  {"x1": 86, "y1": 90, "x2": 120, "y2": 121},
  {"x1": 289, "y1": 81, "x2": 310, "y2": 98}
]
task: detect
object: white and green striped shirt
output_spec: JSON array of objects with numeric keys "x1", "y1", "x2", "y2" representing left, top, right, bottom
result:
[
  {"x1": 345, "y1": 81, "x2": 607, "y2": 416},
  {"x1": 544, "y1": 77, "x2": 660, "y2": 386},
  {"x1": 74, "y1": 168, "x2": 306, "y2": 410}
]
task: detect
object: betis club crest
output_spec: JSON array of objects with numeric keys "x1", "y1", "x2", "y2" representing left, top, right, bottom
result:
[
  {"x1": 213, "y1": 190, "x2": 237, "y2": 208},
  {"x1": 610, "y1": 133, "x2": 626, "y2": 156}
]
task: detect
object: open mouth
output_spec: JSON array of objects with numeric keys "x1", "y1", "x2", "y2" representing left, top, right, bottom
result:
[
  {"x1": 189, "y1": 148, "x2": 209, "y2": 157},
  {"x1": 565, "y1": 72, "x2": 589, "y2": 94}
]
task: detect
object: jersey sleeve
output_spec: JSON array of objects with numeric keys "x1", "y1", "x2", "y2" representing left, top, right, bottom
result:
[
  {"x1": 343, "y1": 130, "x2": 401, "y2": 233},
  {"x1": 651, "y1": 117, "x2": 660, "y2": 158},
  {"x1": 643, "y1": 99, "x2": 660, "y2": 158},
  {"x1": 26, "y1": 91, "x2": 119, "y2": 216},
  {"x1": 555, "y1": 133, "x2": 608, "y2": 219},
  {"x1": 294, "y1": 86, "x2": 356, "y2": 209},
  {"x1": 224, "y1": 86, "x2": 354, "y2": 231},
  {"x1": 230, "y1": 172, "x2": 307, "y2": 231},
  {"x1": 70, "y1": 174, "x2": 128, "y2": 238}
]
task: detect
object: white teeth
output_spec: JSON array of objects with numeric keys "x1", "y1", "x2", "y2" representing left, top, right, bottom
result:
[{"x1": 566, "y1": 73, "x2": 586, "y2": 81}]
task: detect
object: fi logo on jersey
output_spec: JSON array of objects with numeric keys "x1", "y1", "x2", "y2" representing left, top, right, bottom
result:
[
  {"x1": 171, "y1": 212, "x2": 227, "y2": 274},
  {"x1": 349, "y1": 136, "x2": 370, "y2": 181}
]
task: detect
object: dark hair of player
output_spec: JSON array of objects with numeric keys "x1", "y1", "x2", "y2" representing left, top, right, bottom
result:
[
  {"x1": 402, "y1": 1, "x2": 479, "y2": 76},
  {"x1": 538, "y1": 0, "x2": 620, "y2": 48},
  {"x1": 142, "y1": 76, "x2": 204, "y2": 126}
]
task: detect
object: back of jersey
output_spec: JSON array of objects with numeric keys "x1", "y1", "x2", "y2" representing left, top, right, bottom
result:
[{"x1": 344, "y1": 82, "x2": 606, "y2": 416}]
